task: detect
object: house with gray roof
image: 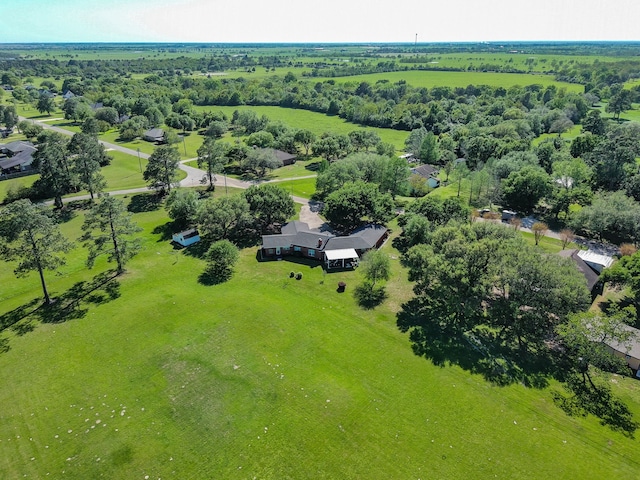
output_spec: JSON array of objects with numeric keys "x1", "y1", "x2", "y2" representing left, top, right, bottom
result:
[
  {"x1": 273, "y1": 149, "x2": 297, "y2": 166},
  {"x1": 261, "y1": 221, "x2": 388, "y2": 269},
  {"x1": 0, "y1": 141, "x2": 36, "y2": 174},
  {"x1": 143, "y1": 128, "x2": 165, "y2": 143}
]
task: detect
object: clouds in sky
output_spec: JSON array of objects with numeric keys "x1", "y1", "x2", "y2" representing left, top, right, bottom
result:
[{"x1": 1, "y1": 0, "x2": 638, "y2": 43}]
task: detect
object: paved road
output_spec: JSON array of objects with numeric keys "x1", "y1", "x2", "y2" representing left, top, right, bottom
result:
[{"x1": 25, "y1": 117, "x2": 327, "y2": 227}]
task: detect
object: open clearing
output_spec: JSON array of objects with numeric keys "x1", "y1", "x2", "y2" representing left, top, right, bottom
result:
[{"x1": 0, "y1": 197, "x2": 639, "y2": 479}]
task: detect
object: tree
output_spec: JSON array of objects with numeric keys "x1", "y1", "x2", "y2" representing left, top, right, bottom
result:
[
  {"x1": 18, "y1": 121, "x2": 43, "y2": 140},
  {"x1": 95, "y1": 107, "x2": 119, "y2": 126},
  {"x1": 602, "y1": 250, "x2": 640, "y2": 303},
  {"x1": 196, "y1": 195, "x2": 250, "y2": 241},
  {"x1": 323, "y1": 181, "x2": 394, "y2": 232},
  {"x1": 32, "y1": 133, "x2": 72, "y2": 208},
  {"x1": 560, "y1": 229, "x2": 574, "y2": 249},
  {"x1": 0, "y1": 199, "x2": 72, "y2": 304},
  {"x1": 202, "y1": 239, "x2": 240, "y2": 284},
  {"x1": 570, "y1": 191, "x2": 640, "y2": 243},
  {"x1": 62, "y1": 97, "x2": 92, "y2": 123},
  {"x1": 196, "y1": 137, "x2": 227, "y2": 189},
  {"x1": 246, "y1": 130, "x2": 274, "y2": 148},
  {"x1": 419, "y1": 132, "x2": 439, "y2": 164},
  {"x1": 501, "y1": 166, "x2": 551, "y2": 214},
  {"x1": 531, "y1": 222, "x2": 548, "y2": 246},
  {"x1": 165, "y1": 188, "x2": 200, "y2": 229},
  {"x1": 360, "y1": 249, "x2": 391, "y2": 288},
  {"x1": 557, "y1": 312, "x2": 636, "y2": 388},
  {"x1": 67, "y1": 133, "x2": 108, "y2": 200},
  {"x1": 294, "y1": 129, "x2": 316, "y2": 157},
  {"x1": 381, "y1": 156, "x2": 410, "y2": 198},
  {"x1": 143, "y1": 145, "x2": 181, "y2": 194},
  {"x1": 81, "y1": 195, "x2": 142, "y2": 274},
  {"x1": 606, "y1": 89, "x2": 633, "y2": 121},
  {"x1": 1, "y1": 105, "x2": 18, "y2": 130},
  {"x1": 240, "y1": 148, "x2": 282, "y2": 178},
  {"x1": 404, "y1": 127, "x2": 427, "y2": 156},
  {"x1": 242, "y1": 184, "x2": 295, "y2": 233},
  {"x1": 36, "y1": 93, "x2": 55, "y2": 115},
  {"x1": 582, "y1": 110, "x2": 606, "y2": 135}
]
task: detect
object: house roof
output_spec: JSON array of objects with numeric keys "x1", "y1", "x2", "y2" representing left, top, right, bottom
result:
[
  {"x1": 558, "y1": 249, "x2": 600, "y2": 292},
  {"x1": 273, "y1": 149, "x2": 296, "y2": 162},
  {"x1": 0, "y1": 150, "x2": 34, "y2": 170},
  {"x1": 2, "y1": 141, "x2": 36, "y2": 155},
  {"x1": 262, "y1": 222, "x2": 387, "y2": 253},
  {"x1": 411, "y1": 164, "x2": 439, "y2": 178},
  {"x1": 577, "y1": 250, "x2": 614, "y2": 270},
  {"x1": 605, "y1": 324, "x2": 640, "y2": 361},
  {"x1": 174, "y1": 229, "x2": 199, "y2": 240},
  {"x1": 144, "y1": 128, "x2": 164, "y2": 139}
]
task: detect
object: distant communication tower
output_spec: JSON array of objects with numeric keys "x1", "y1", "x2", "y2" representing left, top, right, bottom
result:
[{"x1": 415, "y1": 33, "x2": 418, "y2": 46}]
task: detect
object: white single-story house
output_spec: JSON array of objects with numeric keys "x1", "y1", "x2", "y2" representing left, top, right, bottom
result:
[{"x1": 172, "y1": 229, "x2": 200, "y2": 247}]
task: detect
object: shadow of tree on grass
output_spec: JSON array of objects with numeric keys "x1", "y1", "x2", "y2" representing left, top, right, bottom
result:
[
  {"x1": 552, "y1": 374, "x2": 638, "y2": 437},
  {"x1": 397, "y1": 298, "x2": 559, "y2": 389},
  {"x1": 397, "y1": 296, "x2": 638, "y2": 434},
  {"x1": 0, "y1": 270, "x2": 121, "y2": 353},
  {"x1": 127, "y1": 193, "x2": 163, "y2": 213}
]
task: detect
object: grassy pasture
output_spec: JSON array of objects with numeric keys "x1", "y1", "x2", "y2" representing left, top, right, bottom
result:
[
  {"x1": 0, "y1": 198, "x2": 639, "y2": 479},
  {"x1": 322, "y1": 70, "x2": 584, "y2": 92},
  {"x1": 192, "y1": 105, "x2": 409, "y2": 150}
]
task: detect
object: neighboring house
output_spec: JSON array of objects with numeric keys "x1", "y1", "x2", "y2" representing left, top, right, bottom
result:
[
  {"x1": 577, "y1": 250, "x2": 614, "y2": 273},
  {"x1": 274, "y1": 149, "x2": 297, "y2": 166},
  {"x1": 399, "y1": 153, "x2": 417, "y2": 163},
  {"x1": 90, "y1": 102, "x2": 104, "y2": 111},
  {"x1": 62, "y1": 90, "x2": 76, "y2": 100},
  {"x1": 0, "y1": 141, "x2": 36, "y2": 174},
  {"x1": 0, "y1": 127, "x2": 13, "y2": 138},
  {"x1": 172, "y1": 229, "x2": 200, "y2": 247},
  {"x1": 143, "y1": 128, "x2": 165, "y2": 143},
  {"x1": 261, "y1": 221, "x2": 388, "y2": 269},
  {"x1": 117, "y1": 114, "x2": 130, "y2": 124},
  {"x1": 558, "y1": 249, "x2": 603, "y2": 299},
  {"x1": 411, "y1": 163, "x2": 441, "y2": 188},
  {"x1": 604, "y1": 323, "x2": 640, "y2": 377}
]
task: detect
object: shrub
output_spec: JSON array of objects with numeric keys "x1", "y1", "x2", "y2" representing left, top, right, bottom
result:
[
  {"x1": 353, "y1": 281, "x2": 387, "y2": 309},
  {"x1": 290, "y1": 271, "x2": 295, "y2": 278},
  {"x1": 620, "y1": 243, "x2": 637, "y2": 257},
  {"x1": 296, "y1": 272, "x2": 303, "y2": 280}
]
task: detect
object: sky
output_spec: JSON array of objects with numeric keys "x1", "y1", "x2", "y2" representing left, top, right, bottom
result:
[{"x1": 0, "y1": 0, "x2": 638, "y2": 43}]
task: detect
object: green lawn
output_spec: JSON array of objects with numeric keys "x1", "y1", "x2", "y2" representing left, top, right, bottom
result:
[
  {"x1": 270, "y1": 177, "x2": 317, "y2": 199},
  {"x1": 0, "y1": 197, "x2": 639, "y2": 479}
]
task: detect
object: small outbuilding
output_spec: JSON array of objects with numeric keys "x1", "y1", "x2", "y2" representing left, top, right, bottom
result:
[{"x1": 172, "y1": 229, "x2": 200, "y2": 247}]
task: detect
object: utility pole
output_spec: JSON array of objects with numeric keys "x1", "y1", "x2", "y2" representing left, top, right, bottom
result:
[
  {"x1": 137, "y1": 148, "x2": 142, "y2": 172},
  {"x1": 183, "y1": 136, "x2": 187, "y2": 156}
]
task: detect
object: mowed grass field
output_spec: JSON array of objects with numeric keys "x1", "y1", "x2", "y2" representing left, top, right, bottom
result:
[
  {"x1": 320, "y1": 70, "x2": 584, "y2": 92},
  {"x1": 0, "y1": 196, "x2": 639, "y2": 479},
  {"x1": 192, "y1": 105, "x2": 409, "y2": 150}
]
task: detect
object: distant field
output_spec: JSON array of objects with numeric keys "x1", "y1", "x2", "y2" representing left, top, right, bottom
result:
[
  {"x1": 192, "y1": 105, "x2": 409, "y2": 150},
  {"x1": 321, "y1": 70, "x2": 584, "y2": 92}
]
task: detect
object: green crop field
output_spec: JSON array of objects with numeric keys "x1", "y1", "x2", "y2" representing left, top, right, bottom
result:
[{"x1": 1, "y1": 198, "x2": 639, "y2": 479}]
